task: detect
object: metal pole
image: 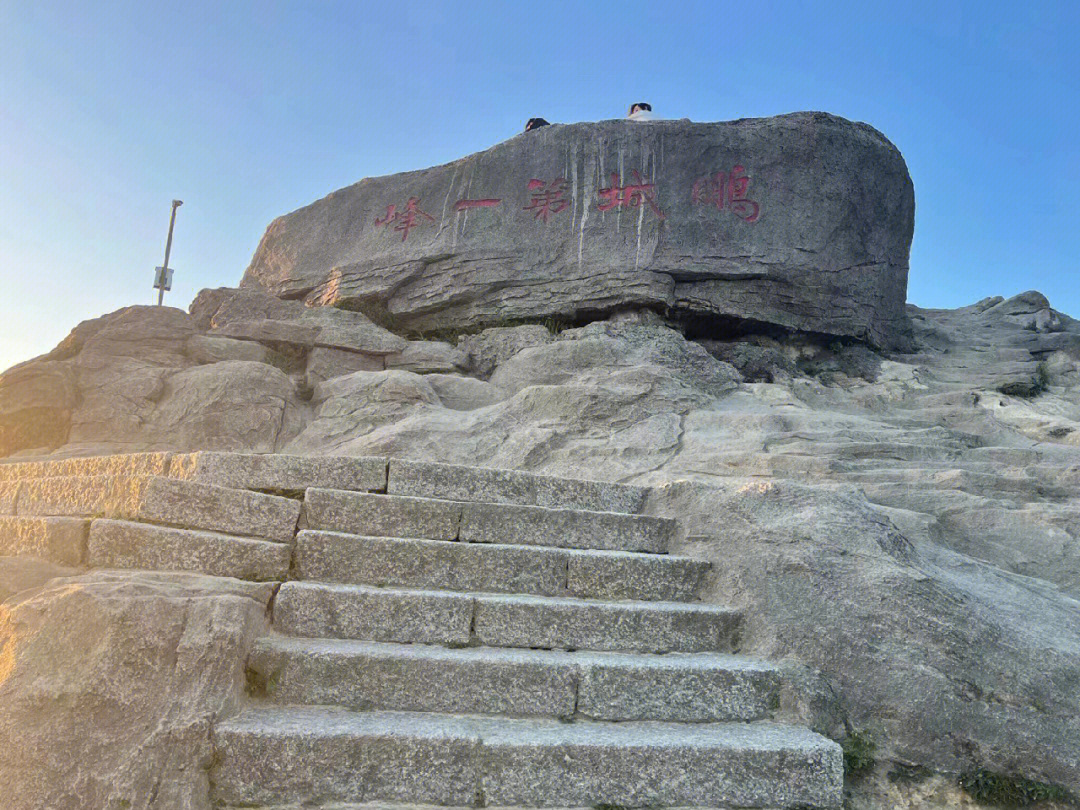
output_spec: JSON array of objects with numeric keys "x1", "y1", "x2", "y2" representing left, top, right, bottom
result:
[{"x1": 157, "y1": 199, "x2": 183, "y2": 306}]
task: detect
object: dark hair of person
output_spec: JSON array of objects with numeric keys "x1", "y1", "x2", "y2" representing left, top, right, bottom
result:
[
  {"x1": 628, "y1": 102, "x2": 652, "y2": 115},
  {"x1": 525, "y1": 117, "x2": 550, "y2": 132}
]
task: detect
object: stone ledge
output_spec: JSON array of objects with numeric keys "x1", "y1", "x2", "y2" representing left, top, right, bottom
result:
[
  {"x1": 168, "y1": 452, "x2": 388, "y2": 493},
  {"x1": 88, "y1": 519, "x2": 291, "y2": 581},
  {"x1": 0, "y1": 452, "x2": 174, "y2": 481},
  {"x1": 387, "y1": 458, "x2": 647, "y2": 514},
  {"x1": 0, "y1": 515, "x2": 88, "y2": 566},
  {"x1": 293, "y1": 529, "x2": 707, "y2": 602},
  {"x1": 211, "y1": 707, "x2": 842, "y2": 807},
  {"x1": 273, "y1": 582, "x2": 740, "y2": 654},
  {"x1": 304, "y1": 489, "x2": 462, "y2": 541},
  {"x1": 460, "y1": 500, "x2": 673, "y2": 553},
  {"x1": 249, "y1": 636, "x2": 779, "y2": 722},
  {"x1": 16, "y1": 475, "x2": 300, "y2": 542}
]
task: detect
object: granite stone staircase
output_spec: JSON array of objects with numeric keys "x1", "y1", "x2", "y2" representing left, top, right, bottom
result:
[{"x1": 0, "y1": 452, "x2": 843, "y2": 809}]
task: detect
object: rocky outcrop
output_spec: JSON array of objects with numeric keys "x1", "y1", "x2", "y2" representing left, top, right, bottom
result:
[
  {"x1": 1, "y1": 192, "x2": 1079, "y2": 810},
  {"x1": 242, "y1": 112, "x2": 915, "y2": 349}
]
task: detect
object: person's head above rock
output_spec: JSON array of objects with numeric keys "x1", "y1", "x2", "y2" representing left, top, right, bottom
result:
[
  {"x1": 524, "y1": 117, "x2": 550, "y2": 132},
  {"x1": 627, "y1": 102, "x2": 654, "y2": 121}
]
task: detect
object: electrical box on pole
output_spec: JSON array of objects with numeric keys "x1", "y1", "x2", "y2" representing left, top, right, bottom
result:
[{"x1": 154, "y1": 200, "x2": 183, "y2": 305}]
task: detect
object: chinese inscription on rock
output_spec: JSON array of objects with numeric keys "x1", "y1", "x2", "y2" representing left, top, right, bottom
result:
[
  {"x1": 597, "y1": 171, "x2": 666, "y2": 219},
  {"x1": 523, "y1": 178, "x2": 570, "y2": 222},
  {"x1": 373, "y1": 164, "x2": 761, "y2": 241},
  {"x1": 375, "y1": 197, "x2": 435, "y2": 241},
  {"x1": 691, "y1": 166, "x2": 760, "y2": 222}
]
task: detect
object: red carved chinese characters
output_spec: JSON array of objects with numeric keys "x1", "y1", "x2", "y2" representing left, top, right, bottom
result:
[
  {"x1": 522, "y1": 178, "x2": 570, "y2": 222},
  {"x1": 597, "y1": 171, "x2": 665, "y2": 219},
  {"x1": 691, "y1": 165, "x2": 760, "y2": 222},
  {"x1": 454, "y1": 198, "x2": 501, "y2": 211},
  {"x1": 375, "y1": 197, "x2": 435, "y2": 241}
]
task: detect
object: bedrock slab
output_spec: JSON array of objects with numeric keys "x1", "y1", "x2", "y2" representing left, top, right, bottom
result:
[{"x1": 242, "y1": 113, "x2": 913, "y2": 349}]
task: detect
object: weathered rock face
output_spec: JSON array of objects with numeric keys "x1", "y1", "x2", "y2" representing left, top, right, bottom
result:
[
  {"x1": 650, "y1": 479, "x2": 1080, "y2": 805},
  {"x1": 242, "y1": 112, "x2": 915, "y2": 349},
  {"x1": 0, "y1": 570, "x2": 271, "y2": 810}
]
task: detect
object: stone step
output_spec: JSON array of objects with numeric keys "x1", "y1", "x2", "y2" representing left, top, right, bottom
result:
[
  {"x1": 211, "y1": 707, "x2": 842, "y2": 808},
  {"x1": 0, "y1": 515, "x2": 88, "y2": 566},
  {"x1": 293, "y1": 530, "x2": 708, "y2": 602},
  {"x1": 248, "y1": 636, "x2": 779, "y2": 722},
  {"x1": 14, "y1": 475, "x2": 300, "y2": 542},
  {"x1": 0, "y1": 452, "x2": 174, "y2": 481},
  {"x1": 0, "y1": 480, "x2": 16, "y2": 513},
  {"x1": 303, "y1": 489, "x2": 674, "y2": 553},
  {"x1": 88, "y1": 519, "x2": 291, "y2": 581},
  {"x1": 273, "y1": 583, "x2": 741, "y2": 653},
  {"x1": 169, "y1": 451, "x2": 387, "y2": 494},
  {"x1": 387, "y1": 459, "x2": 647, "y2": 514}
]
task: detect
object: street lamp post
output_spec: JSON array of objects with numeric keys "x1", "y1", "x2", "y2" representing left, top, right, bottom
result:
[{"x1": 155, "y1": 199, "x2": 183, "y2": 306}]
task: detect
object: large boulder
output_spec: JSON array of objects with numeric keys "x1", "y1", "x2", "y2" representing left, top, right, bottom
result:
[
  {"x1": 242, "y1": 112, "x2": 915, "y2": 349},
  {"x1": 0, "y1": 571, "x2": 272, "y2": 810}
]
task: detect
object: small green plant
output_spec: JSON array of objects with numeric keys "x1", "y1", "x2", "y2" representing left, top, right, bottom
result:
[
  {"x1": 1036, "y1": 361, "x2": 1051, "y2": 390},
  {"x1": 592, "y1": 804, "x2": 629, "y2": 810},
  {"x1": 959, "y1": 768, "x2": 1071, "y2": 807},
  {"x1": 245, "y1": 665, "x2": 279, "y2": 698},
  {"x1": 767, "y1": 690, "x2": 782, "y2": 713},
  {"x1": 841, "y1": 729, "x2": 877, "y2": 779},
  {"x1": 542, "y1": 315, "x2": 567, "y2": 335}
]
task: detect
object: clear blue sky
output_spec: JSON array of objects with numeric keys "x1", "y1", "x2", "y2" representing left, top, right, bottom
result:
[{"x1": 2, "y1": 1, "x2": 1077, "y2": 372}]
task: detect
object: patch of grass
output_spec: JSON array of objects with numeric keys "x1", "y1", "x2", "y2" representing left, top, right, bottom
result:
[
  {"x1": 959, "y1": 768, "x2": 1071, "y2": 808},
  {"x1": 841, "y1": 729, "x2": 877, "y2": 779},
  {"x1": 592, "y1": 803, "x2": 630, "y2": 810}
]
